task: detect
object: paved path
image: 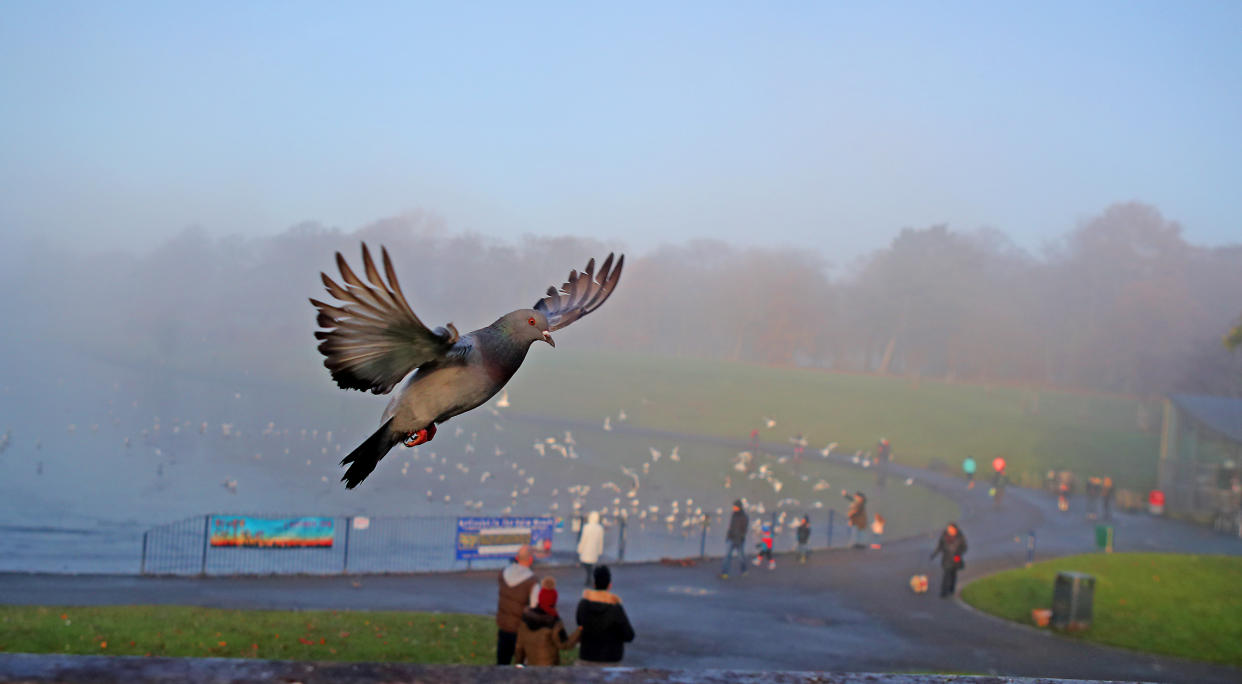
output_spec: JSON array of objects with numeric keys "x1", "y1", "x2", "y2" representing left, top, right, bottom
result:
[{"x1": 2, "y1": 430, "x2": 1240, "y2": 683}]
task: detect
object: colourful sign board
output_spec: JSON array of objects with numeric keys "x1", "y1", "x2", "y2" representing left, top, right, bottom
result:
[
  {"x1": 456, "y1": 516, "x2": 554, "y2": 560},
  {"x1": 209, "y1": 516, "x2": 335, "y2": 548}
]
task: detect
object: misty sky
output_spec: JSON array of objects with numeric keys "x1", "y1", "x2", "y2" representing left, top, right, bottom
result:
[{"x1": 2, "y1": 1, "x2": 1240, "y2": 261}]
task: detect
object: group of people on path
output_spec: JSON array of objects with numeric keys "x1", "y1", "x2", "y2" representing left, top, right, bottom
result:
[
  {"x1": 1046, "y1": 469, "x2": 1115, "y2": 518},
  {"x1": 719, "y1": 491, "x2": 887, "y2": 578},
  {"x1": 962, "y1": 456, "x2": 1008, "y2": 506},
  {"x1": 721, "y1": 497, "x2": 968, "y2": 601},
  {"x1": 497, "y1": 544, "x2": 635, "y2": 667}
]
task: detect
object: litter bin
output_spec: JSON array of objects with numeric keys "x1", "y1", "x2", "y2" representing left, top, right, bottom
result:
[
  {"x1": 1094, "y1": 524, "x2": 1114, "y2": 552},
  {"x1": 1051, "y1": 571, "x2": 1094, "y2": 631}
]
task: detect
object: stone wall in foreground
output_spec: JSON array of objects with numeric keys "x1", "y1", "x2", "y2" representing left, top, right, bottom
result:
[{"x1": 0, "y1": 653, "x2": 1142, "y2": 684}]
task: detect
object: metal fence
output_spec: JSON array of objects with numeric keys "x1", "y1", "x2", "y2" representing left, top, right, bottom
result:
[{"x1": 140, "y1": 509, "x2": 850, "y2": 576}]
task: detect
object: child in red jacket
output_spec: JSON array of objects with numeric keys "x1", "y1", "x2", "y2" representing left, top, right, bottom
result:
[{"x1": 753, "y1": 523, "x2": 775, "y2": 569}]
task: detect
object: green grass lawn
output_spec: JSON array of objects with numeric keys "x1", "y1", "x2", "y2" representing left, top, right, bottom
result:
[
  {"x1": 506, "y1": 351, "x2": 1161, "y2": 491},
  {"x1": 961, "y1": 553, "x2": 1242, "y2": 666},
  {"x1": 0, "y1": 606, "x2": 501, "y2": 663}
]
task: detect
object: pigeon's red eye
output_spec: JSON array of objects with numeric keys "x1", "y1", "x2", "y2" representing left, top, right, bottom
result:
[{"x1": 528, "y1": 317, "x2": 537, "y2": 326}]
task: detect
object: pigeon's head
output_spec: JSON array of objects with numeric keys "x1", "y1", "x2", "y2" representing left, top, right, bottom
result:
[{"x1": 498, "y1": 309, "x2": 555, "y2": 348}]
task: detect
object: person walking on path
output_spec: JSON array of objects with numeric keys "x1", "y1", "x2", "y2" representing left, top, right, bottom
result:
[
  {"x1": 496, "y1": 544, "x2": 540, "y2": 665},
  {"x1": 843, "y1": 490, "x2": 868, "y2": 548},
  {"x1": 930, "y1": 523, "x2": 968, "y2": 598},
  {"x1": 875, "y1": 438, "x2": 891, "y2": 487},
  {"x1": 577, "y1": 511, "x2": 605, "y2": 588},
  {"x1": 795, "y1": 514, "x2": 812, "y2": 563},
  {"x1": 962, "y1": 456, "x2": 977, "y2": 489},
  {"x1": 720, "y1": 499, "x2": 749, "y2": 578},
  {"x1": 1101, "y1": 477, "x2": 1115, "y2": 521},
  {"x1": 576, "y1": 565, "x2": 635, "y2": 666},
  {"x1": 1086, "y1": 476, "x2": 1102, "y2": 519},
  {"x1": 514, "y1": 577, "x2": 581, "y2": 666}
]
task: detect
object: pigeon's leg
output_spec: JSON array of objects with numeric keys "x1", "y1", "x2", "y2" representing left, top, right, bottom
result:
[{"x1": 403, "y1": 423, "x2": 438, "y2": 448}]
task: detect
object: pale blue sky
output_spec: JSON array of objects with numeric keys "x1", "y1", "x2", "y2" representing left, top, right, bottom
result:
[{"x1": 2, "y1": 1, "x2": 1240, "y2": 261}]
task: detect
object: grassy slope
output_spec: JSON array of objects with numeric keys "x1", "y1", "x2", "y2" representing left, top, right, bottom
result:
[
  {"x1": 507, "y1": 351, "x2": 1159, "y2": 490},
  {"x1": 961, "y1": 553, "x2": 1242, "y2": 666},
  {"x1": 124, "y1": 343, "x2": 1162, "y2": 490},
  {"x1": 0, "y1": 606, "x2": 501, "y2": 663}
]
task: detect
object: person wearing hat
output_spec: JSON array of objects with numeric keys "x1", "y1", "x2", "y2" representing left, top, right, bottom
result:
[
  {"x1": 720, "y1": 499, "x2": 749, "y2": 578},
  {"x1": 575, "y1": 565, "x2": 635, "y2": 665},
  {"x1": 577, "y1": 511, "x2": 606, "y2": 588},
  {"x1": 514, "y1": 577, "x2": 581, "y2": 666}
]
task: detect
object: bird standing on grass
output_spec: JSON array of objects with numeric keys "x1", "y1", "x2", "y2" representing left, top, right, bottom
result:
[{"x1": 310, "y1": 243, "x2": 623, "y2": 488}]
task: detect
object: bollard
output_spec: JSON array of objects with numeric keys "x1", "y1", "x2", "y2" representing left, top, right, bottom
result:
[
  {"x1": 140, "y1": 531, "x2": 148, "y2": 575},
  {"x1": 200, "y1": 514, "x2": 211, "y2": 576},
  {"x1": 617, "y1": 515, "x2": 627, "y2": 562},
  {"x1": 1026, "y1": 529, "x2": 1036, "y2": 567},
  {"x1": 827, "y1": 509, "x2": 835, "y2": 547},
  {"x1": 699, "y1": 515, "x2": 709, "y2": 559},
  {"x1": 342, "y1": 517, "x2": 352, "y2": 574}
]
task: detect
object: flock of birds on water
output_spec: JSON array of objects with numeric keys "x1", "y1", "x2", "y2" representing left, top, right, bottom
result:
[{"x1": 1, "y1": 382, "x2": 916, "y2": 543}]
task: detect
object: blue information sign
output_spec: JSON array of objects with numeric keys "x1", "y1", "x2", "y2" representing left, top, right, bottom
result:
[{"x1": 456, "y1": 516, "x2": 555, "y2": 561}]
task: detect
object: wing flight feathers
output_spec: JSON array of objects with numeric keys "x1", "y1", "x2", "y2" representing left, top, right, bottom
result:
[
  {"x1": 533, "y1": 253, "x2": 625, "y2": 332},
  {"x1": 310, "y1": 243, "x2": 456, "y2": 394}
]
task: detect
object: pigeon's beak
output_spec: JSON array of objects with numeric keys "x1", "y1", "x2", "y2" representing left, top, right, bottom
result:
[{"x1": 542, "y1": 330, "x2": 555, "y2": 347}]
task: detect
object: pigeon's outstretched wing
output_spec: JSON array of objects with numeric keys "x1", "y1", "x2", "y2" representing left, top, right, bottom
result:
[
  {"x1": 310, "y1": 244, "x2": 458, "y2": 394},
  {"x1": 534, "y1": 253, "x2": 624, "y2": 332}
]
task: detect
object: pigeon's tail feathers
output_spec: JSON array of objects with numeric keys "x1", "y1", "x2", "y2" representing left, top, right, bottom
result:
[{"x1": 340, "y1": 419, "x2": 403, "y2": 489}]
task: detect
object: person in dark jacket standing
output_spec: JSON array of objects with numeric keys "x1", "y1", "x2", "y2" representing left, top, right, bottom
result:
[
  {"x1": 875, "y1": 438, "x2": 891, "y2": 487},
  {"x1": 795, "y1": 514, "x2": 812, "y2": 563},
  {"x1": 1101, "y1": 476, "x2": 1115, "y2": 521},
  {"x1": 720, "y1": 499, "x2": 749, "y2": 578},
  {"x1": 576, "y1": 565, "x2": 635, "y2": 665},
  {"x1": 930, "y1": 523, "x2": 967, "y2": 598}
]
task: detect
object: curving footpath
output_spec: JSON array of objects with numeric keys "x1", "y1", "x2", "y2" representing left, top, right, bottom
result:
[{"x1": 1, "y1": 426, "x2": 1240, "y2": 683}]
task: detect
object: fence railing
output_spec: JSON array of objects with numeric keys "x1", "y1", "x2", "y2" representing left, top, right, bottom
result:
[{"x1": 140, "y1": 509, "x2": 850, "y2": 576}]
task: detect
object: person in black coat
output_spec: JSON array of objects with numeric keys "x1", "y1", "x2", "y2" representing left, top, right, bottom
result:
[
  {"x1": 930, "y1": 522, "x2": 967, "y2": 598},
  {"x1": 795, "y1": 514, "x2": 812, "y2": 563},
  {"x1": 720, "y1": 499, "x2": 749, "y2": 577},
  {"x1": 575, "y1": 565, "x2": 635, "y2": 665}
]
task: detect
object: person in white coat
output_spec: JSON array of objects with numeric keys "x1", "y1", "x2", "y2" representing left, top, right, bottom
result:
[{"x1": 577, "y1": 511, "x2": 606, "y2": 587}]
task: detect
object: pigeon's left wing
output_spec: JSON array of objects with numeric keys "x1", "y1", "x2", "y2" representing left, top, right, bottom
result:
[
  {"x1": 533, "y1": 253, "x2": 625, "y2": 332},
  {"x1": 310, "y1": 244, "x2": 458, "y2": 394}
]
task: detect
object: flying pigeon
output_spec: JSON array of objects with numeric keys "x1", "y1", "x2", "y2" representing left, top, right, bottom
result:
[{"x1": 310, "y1": 243, "x2": 624, "y2": 488}]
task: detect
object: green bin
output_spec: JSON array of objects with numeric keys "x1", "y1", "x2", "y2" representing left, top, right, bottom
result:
[{"x1": 1094, "y1": 524, "x2": 1113, "y2": 552}]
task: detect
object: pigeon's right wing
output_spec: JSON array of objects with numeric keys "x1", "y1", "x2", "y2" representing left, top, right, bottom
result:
[
  {"x1": 534, "y1": 253, "x2": 624, "y2": 332},
  {"x1": 310, "y1": 244, "x2": 458, "y2": 394}
]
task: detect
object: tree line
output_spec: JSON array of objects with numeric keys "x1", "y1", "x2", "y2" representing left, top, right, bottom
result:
[{"x1": 6, "y1": 202, "x2": 1239, "y2": 398}]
